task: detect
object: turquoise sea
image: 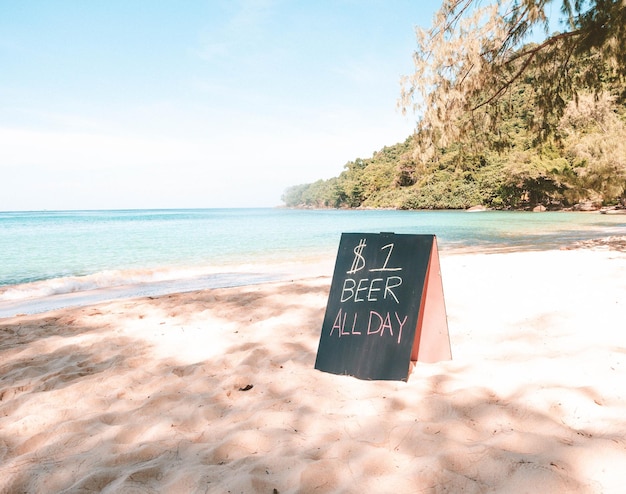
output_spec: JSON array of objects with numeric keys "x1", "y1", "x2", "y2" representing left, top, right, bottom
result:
[{"x1": 1, "y1": 208, "x2": 625, "y2": 317}]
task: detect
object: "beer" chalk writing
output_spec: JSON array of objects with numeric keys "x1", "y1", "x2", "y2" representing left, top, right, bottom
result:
[{"x1": 340, "y1": 276, "x2": 402, "y2": 303}]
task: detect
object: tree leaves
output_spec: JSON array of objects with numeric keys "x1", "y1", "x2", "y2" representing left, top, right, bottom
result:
[{"x1": 400, "y1": 0, "x2": 626, "y2": 149}]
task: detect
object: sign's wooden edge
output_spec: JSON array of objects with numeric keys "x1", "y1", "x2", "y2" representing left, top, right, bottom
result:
[{"x1": 410, "y1": 236, "x2": 452, "y2": 365}]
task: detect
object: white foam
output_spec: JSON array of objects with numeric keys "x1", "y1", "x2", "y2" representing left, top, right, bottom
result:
[
  {"x1": 0, "y1": 256, "x2": 334, "y2": 318},
  {"x1": 0, "y1": 264, "x2": 252, "y2": 301},
  {"x1": 0, "y1": 271, "x2": 290, "y2": 318}
]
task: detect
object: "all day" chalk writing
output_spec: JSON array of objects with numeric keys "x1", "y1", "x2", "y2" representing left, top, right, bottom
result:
[{"x1": 329, "y1": 308, "x2": 408, "y2": 344}]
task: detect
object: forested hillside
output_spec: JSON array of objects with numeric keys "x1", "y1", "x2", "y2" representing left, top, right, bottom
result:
[
  {"x1": 283, "y1": 52, "x2": 625, "y2": 210},
  {"x1": 283, "y1": 0, "x2": 626, "y2": 210}
]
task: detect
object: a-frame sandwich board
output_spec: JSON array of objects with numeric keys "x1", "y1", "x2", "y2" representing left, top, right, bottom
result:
[{"x1": 314, "y1": 233, "x2": 451, "y2": 381}]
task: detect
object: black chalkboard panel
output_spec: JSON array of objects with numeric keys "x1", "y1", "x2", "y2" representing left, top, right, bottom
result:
[{"x1": 315, "y1": 233, "x2": 435, "y2": 381}]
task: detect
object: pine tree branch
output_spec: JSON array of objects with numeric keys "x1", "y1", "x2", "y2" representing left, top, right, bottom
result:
[{"x1": 472, "y1": 29, "x2": 584, "y2": 111}]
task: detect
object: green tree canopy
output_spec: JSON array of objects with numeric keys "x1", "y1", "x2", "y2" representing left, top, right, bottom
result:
[{"x1": 400, "y1": 0, "x2": 625, "y2": 152}]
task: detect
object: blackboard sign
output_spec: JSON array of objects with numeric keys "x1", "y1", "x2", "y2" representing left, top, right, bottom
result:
[{"x1": 315, "y1": 233, "x2": 450, "y2": 381}]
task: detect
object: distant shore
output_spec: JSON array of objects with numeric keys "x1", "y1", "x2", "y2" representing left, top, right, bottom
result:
[{"x1": 286, "y1": 203, "x2": 626, "y2": 213}]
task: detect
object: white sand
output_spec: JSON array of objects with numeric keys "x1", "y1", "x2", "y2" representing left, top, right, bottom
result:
[{"x1": 1, "y1": 248, "x2": 626, "y2": 493}]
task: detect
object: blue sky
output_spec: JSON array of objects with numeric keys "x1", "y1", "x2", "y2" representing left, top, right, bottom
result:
[{"x1": 0, "y1": 1, "x2": 440, "y2": 210}]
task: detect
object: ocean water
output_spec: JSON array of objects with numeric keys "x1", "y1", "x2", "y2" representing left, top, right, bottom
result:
[{"x1": 1, "y1": 208, "x2": 625, "y2": 317}]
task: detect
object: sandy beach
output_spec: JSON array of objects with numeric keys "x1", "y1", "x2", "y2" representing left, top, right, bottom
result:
[{"x1": 2, "y1": 246, "x2": 626, "y2": 493}]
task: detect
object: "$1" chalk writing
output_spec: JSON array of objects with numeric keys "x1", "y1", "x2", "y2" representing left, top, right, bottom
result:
[{"x1": 346, "y1": 239, "x2": 402, "y2": 274}]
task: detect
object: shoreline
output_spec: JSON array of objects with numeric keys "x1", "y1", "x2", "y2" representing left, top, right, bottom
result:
[
  {"x1": 2, "y1": 235, "x2": 626, "y2": 319},
  {"x1": 2, "y1": 247, "x2": 626, "y2": 492},
  {"x1": 0, "y1": 257, "x2": 336, "y2": 319}
]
